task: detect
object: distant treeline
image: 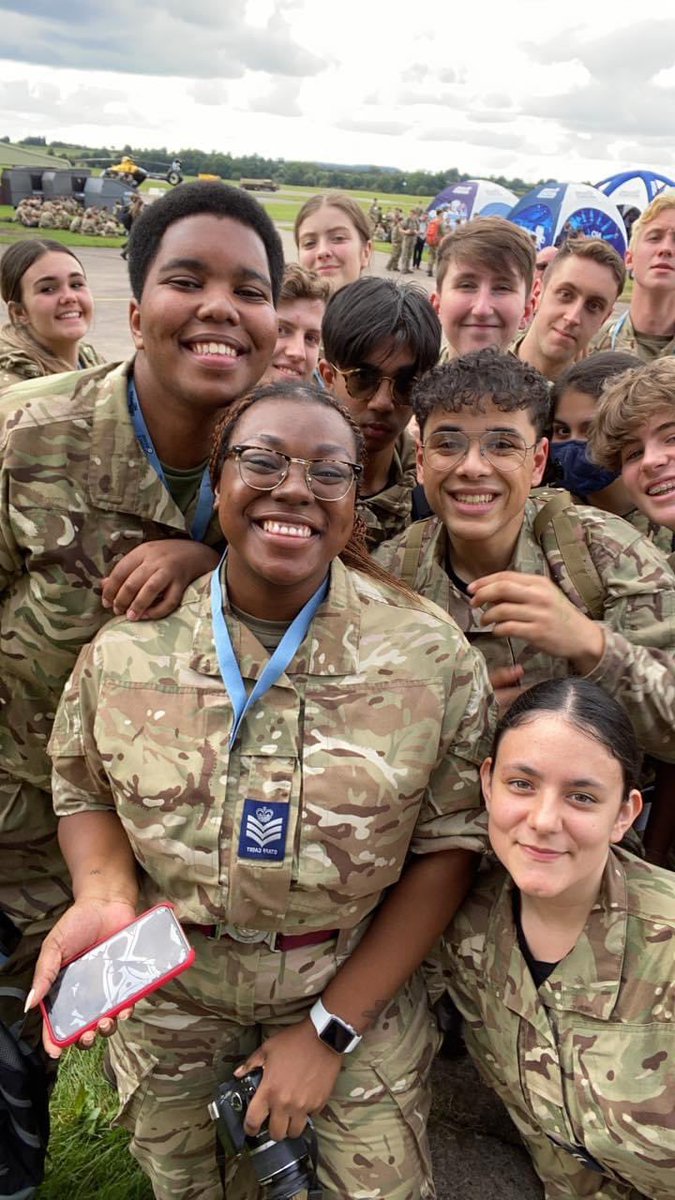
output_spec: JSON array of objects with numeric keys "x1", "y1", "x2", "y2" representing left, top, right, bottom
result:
[{"x1": 7, "y1": 137, "x2": 541, "y2": 198}]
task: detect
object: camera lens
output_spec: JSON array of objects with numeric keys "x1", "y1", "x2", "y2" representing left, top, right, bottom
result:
[{"x1": 248, "y1": 1134, "x2": 314, "y2": 1200}]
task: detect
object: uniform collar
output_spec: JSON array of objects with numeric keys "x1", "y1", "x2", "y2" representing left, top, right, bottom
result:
[
  {"x1": 484, "y1": 852, "x2": 627, "y2": 1025},
  {"x1": 428, "y1": 509, "x2": 546, "y2": 632},
  {"x1": 189, "y1": 556, "x2": 361, "y2": 680},
  {"x1": 87, "y1": 359, "x2": 213, "y2": 536},
  {"x1": 359, "y1": 432, "x2": 417, "y2": 513}
]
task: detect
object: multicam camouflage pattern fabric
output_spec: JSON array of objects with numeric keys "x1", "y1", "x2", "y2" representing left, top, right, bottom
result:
[
  {"x1": 51, "y1": 559, "x2": 493, "y2": 930},
  {"x1": 109, "y1": 933, "x2": 440, "y2": 1200},
  {"x1": 622, "y1": 506, "x2": 674, "y2": 558},
  {"x1": 375, "y1": 497, "x2": 675, "y2": 763},
  {"x1": 0, "y1": 360, "x2": 223, "y2": 936},
  {"x1": 358, "y1": 431, "x2": 418, "y2": 550},
  {"x1": 51, "y1": 560, "x2": 493, "y2": 1198},
  {"x1": 14, "y1": 198, "x2": 123, "y2": 238},
  {"x1": 591, "y1": 311, "x2": 675, "y2": 361},
  {"x1": 0, "y1": 332, "x2": 104, "y2": 391},
  {"x1": 443, "y1": 848, "x2": 675, "y2": 1199}
]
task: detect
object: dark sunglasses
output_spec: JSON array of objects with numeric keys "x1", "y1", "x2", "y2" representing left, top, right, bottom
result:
[{"x1": 329, "y1": 363, "x2": 417, "y2": 407}]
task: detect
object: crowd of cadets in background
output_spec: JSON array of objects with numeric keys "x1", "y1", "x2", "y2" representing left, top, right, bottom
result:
[{"x1": 0, "y1": 181, "x2": 674, "y2": 1198}]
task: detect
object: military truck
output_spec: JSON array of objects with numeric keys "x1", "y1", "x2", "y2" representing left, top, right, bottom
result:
[{"x1": 239, "y1": 178, "x2": 279, "y2": 192}]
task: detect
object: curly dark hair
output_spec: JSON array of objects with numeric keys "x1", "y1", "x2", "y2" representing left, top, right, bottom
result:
[
  {"x1": 127, "y1": 181, "x2": 284, "y2": 303},
  {"x1": 413, "y1": 348, "x2": 552, "y2": 438}
]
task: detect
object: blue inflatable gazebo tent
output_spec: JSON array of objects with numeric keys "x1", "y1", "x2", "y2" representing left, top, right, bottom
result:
[
  {"x1": 429, "y1": 179, "x2": 518, "y2": 219},
  {"x1": 508, "y1": 182, "x2": 627, "y2": 255},
  {"x1": 595, "y1": 170, "x2": 675, "y2": 212}
]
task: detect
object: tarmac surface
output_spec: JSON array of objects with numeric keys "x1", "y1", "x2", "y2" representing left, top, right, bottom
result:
[
  {"x1": 2, "y1": 230, "x2": 435, "y2": 361},
  {"x1": 0, "y1": 234, "x2": 544, "y2": 1200}
]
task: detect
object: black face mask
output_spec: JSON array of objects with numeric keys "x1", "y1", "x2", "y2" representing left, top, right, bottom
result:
[{"x1": 550, "y1": 439, "x2": 619, "y2": 498}]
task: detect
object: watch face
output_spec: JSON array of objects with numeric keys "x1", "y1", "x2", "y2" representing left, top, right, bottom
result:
[{"x1": 323, "y1": 1017, "x2": 355, "y2": 1055}]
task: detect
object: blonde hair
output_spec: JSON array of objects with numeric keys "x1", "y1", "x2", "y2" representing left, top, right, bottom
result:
[
  {"x1": 629, "y1": 192, "x2": 675, "y2": 250},
  {"x1": 587, "y1": 358, "x2": 675, "y2": 471}
]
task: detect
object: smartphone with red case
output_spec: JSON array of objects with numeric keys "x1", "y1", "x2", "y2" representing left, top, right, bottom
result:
[{"x1": 40, "y1": 903, "x2": 196, "y2": 1048}]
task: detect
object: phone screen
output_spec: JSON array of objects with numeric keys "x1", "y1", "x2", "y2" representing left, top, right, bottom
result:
[{"x1": 43, "y1": 906, "x2": 192, "y2": 1043}]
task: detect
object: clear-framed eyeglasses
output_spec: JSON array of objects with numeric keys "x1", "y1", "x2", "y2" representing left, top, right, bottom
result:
[
  {"x1": 422, "y1": 430, "x2": 537, "y2": 473},
  {"x1": 227, "y1": 445, "x2": 362, "y2": 500}
]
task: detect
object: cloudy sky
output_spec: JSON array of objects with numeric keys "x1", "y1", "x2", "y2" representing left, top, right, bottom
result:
[{"x1": 1, "y1": 1, "x2": 674, "y2": 183}]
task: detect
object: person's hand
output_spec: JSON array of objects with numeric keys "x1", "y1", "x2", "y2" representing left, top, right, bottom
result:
[
  {"x1": 233, "y1": 1018, "x2": 343, "y2": 1142},
  {"x1": 468, "y1": 571, "x2": 605, "y2": 674},
  {"x1": 28, "y1": 898, "x2": 138, "y2": 1059},
  {"x1": 101, "y1": 541, "x2": 220, "y2": 620},
  {"x1": 488, "y1": 663, "x2": 525, "y2": 713}
]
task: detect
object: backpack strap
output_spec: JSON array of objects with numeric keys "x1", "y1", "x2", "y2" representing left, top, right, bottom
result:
[
  {"x1": 398, "y1": 520, "x2": 427, "y2": 589},
  {"x1": 532, "y1": 491, "x2": 606, "y2": 620}
]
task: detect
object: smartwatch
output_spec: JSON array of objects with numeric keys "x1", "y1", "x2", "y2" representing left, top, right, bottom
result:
[{"x1": 309, "y1": 998, "x2": 362, "y2": 1054}]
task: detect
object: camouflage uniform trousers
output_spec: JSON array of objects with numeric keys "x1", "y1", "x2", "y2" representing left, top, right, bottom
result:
[
  {"x1": 0, "y1": 771, "x2": 72, "y2": 940},
  {"x1": 110, "y1": 927, "x2": 440, "y2": 1200},
  {"x1": 0, "y1": 771, "x2": 72, "y2": 1059},
  {"x1": 425, "y1": 245, "x2": 438, "y2": 277},
  {"x1": 399, "y1": 235, "x2": 415, "y2": 273},
  {"x1": 387, "y1": 241, "x2": 402, "y2": 271}
]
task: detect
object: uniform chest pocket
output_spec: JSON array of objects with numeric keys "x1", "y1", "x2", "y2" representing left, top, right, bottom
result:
[
  {"x1": 297, "y1": 684, "x2": 443, "y2": 902},
  {"x1": 98, "y1": 684, "x2": 221, "y2": 886},
  {"x1": 568, "y1": 1022, "x2": 675, "y2": 1193}
]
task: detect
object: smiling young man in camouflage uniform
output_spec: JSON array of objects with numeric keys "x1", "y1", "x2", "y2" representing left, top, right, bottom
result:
[
  {"x1": 591, "y1": 192, "x2": 675, "y2": 361},
  {"x1": 0, "y1": 182, "x2": 281, "y2": 1061},
  {"x1": 375, "y1": 349, "x2": 675, "y2": 759}
]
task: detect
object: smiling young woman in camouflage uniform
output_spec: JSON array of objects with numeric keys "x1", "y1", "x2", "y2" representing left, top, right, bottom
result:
[
  {"x1": 30, "y1": 382, "x2": 495, "y2": 1200},
  {"x1": 0, "y1": 239, "x2": 104, "y2": 389},
  {"x1": 444, "y1": 677, "x2": 675, "y2": 1200}
]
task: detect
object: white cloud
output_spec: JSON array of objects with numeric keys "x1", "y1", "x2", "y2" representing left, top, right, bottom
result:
[
  {"x1": 188, "y1": 80, "x2": 229, "y2": 106},
  {"x1": 337, "y1": 117, "x2": 411, "y2": 137},
  {"x1": 248, "y1": 78, "x2": 302, "y2": 117},
  {"x1": 0, "y1": 0, "x2": 322, "y2": 78},
  {"x1": 0, "y1": 2, "x2": 673, "y2": 184}
]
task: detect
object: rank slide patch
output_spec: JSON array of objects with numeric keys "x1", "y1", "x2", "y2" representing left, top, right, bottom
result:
[{"x1": 238, "y1": 800, "x2": 289, "y2": 861}]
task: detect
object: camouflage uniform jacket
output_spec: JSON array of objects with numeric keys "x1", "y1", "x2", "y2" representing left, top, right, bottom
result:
[
  {"x1": 358, "y1": 431, "x2": 417, "y2": 549},
  {"x1": 375, "y1": 499, "x2": 675, "y2": 762},
  {"x1": 445, "y1": 848, "x2": 675, "y2": 1199},
  {"x1": 591, "y1": 310, "x2": 675, "y2": 360},
  {"x1": 0, "y1": 359, "x2": 222, "y2": 792},
  {"x1": 50, "y1": 560, "x2": 494, "y2": 931},
  {"x1": 623, "y1": 506, "x2": 674, "y2": 557},
  {"x1": 0, "y1": 333, "x2": 104, "y2": 391}
]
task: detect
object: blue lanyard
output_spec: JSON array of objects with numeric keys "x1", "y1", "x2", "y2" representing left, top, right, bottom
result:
[
  {"x1": 210, "y1": 557, "x2": 329, "y2": 748},
  {"x1": 127, "y1": 378, "x2": 214, "y2": 542}
]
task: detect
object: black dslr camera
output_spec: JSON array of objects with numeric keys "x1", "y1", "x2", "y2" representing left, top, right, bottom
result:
[{"x1": 209, "y1": 1068, "x2": 322, "y2": 1200}]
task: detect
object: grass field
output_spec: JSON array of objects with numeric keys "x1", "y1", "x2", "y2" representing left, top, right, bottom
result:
[
  {"x1": 0, "y1": 179, "x2": 431, "y2": 250},
  {"x1": 38, "y1": 1043, "x2": 152, "y2": 1199}
]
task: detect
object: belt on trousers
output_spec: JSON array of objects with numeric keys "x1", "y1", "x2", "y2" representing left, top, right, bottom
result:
[{"x1": 185, "y1": 923, "x2": 339, "y2": 951}]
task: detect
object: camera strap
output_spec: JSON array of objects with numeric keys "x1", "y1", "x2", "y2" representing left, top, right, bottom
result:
[{"x1": 304, "y1": 1119, "x2": 323, "y2": 1200}]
